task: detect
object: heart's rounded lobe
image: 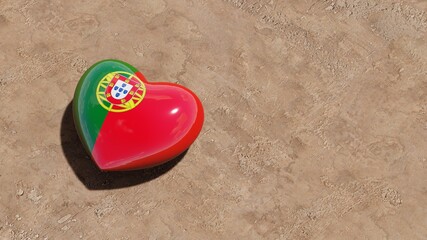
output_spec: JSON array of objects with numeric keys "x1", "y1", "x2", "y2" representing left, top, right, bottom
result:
[{"x1": 92, "y1": 82, "x2": 204, "y2": 170}]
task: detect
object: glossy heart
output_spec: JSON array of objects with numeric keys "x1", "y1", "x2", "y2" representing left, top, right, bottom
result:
[{"x1": 73, "y1": 60, "x2": 204, "y2": 171}]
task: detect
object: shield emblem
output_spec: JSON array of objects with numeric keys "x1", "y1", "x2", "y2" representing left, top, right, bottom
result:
[
  {"x1": 96, "y1": 71, "x2": 146, "y2": 112},
  {"x1": 105, "y1": 74, "x2": 140, "y2": 105}
]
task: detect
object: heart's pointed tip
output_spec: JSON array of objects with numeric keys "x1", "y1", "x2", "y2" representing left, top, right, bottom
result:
[
  {"x1": 95, "y1": 162, "x2": 122, "y2": 172},
  {"x1": 92, "y1": 156, "x2": 153, "y2": 172},
  {"x1": 91, "y1": 157, "x2": 116, "y2": 172}
]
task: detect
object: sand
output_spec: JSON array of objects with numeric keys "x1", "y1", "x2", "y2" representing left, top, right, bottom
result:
[{"x1": 0, "y1": 0, "x2": 426, "y2": 239}]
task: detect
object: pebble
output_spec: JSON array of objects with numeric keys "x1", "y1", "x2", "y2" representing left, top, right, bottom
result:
[
  {"x1": 16, "y1": 189, "x2": 24, "y2": 196},
  {"x1": 58, "y1": 214, "x2": 72, "y2": 224}
]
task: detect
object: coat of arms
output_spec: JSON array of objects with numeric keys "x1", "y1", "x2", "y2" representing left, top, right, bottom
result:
[{"x1": 96, "y1": 72, "x2": 146, "y2": 112}]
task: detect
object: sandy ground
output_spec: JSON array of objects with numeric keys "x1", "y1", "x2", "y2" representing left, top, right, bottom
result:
[{"x1": 0, "y1": 0, "x2": 426, "y2": 239}]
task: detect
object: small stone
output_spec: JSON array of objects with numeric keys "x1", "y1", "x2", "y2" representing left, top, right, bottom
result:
[
  {"x1": 325, "y1": 5, "x2": 334, "y2": 11},
  {"x1": 58, "y1": 214, "x2": 72, "y2": 224},
  {"x1": 16, "y1": 189, "x2": 24, "y2": 196}
]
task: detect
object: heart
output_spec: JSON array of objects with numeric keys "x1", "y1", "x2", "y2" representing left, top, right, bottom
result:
[{"x1": 72, "y1": 60, "x2": 204, "y2": 171}]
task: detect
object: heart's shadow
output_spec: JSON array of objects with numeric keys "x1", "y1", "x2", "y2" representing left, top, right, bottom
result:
[{"x1": 60, "y1": 101, "x2": 186, "y2": 190}]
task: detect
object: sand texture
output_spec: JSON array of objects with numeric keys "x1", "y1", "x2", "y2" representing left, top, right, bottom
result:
[{"x1": 0, "y1": 0, "x2": 426, "y2": 239}]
